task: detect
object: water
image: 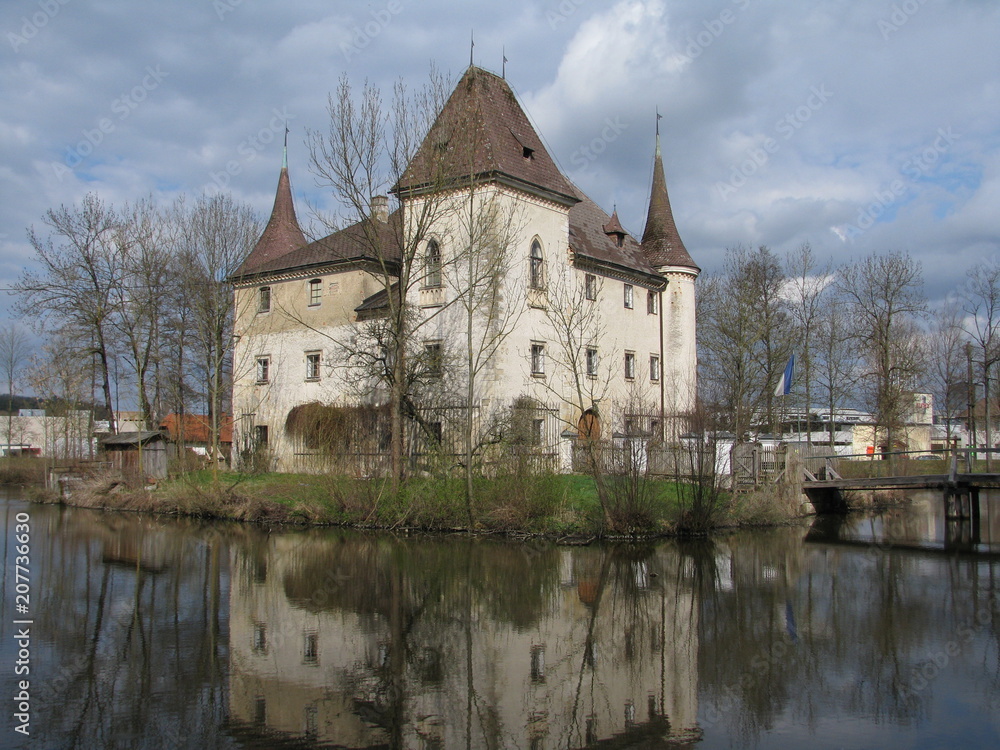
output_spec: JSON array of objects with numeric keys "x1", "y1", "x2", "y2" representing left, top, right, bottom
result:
[{"x1": 1, "y1": 487, "x2": 998, "y2": 749}]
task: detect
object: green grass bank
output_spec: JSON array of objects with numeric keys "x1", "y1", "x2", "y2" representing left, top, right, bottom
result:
[{"x1": 28, "y1": 468, "x2": 805, "y2": 537}]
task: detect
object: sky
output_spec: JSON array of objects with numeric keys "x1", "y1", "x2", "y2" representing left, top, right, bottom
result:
[{"x1": 2, "y1": 0, "x2": 998, "y2": 326}]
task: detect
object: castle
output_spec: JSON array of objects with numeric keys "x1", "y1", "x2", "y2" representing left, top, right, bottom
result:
[{"x1": 230, "y1": 66, "x2": 698, "y2": 472}]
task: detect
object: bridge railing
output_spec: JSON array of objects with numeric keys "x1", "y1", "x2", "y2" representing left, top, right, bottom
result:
[{"x1": 801, "y1": 447, "x2": 1000, "y2": 481}]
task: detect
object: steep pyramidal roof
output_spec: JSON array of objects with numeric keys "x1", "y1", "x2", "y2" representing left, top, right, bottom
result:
[
  {"x1": 640, "y1": 135, "x2": 699, "y2": 272},
  {"x1": 236, "y1": 164, "x2": 307, "y2": 276},
  {"x1": 397, "y1": 66, "x2": 579, "y2": 205}
]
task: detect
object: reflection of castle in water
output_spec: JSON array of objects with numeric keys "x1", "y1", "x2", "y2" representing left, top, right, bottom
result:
[{"x1": 227, "y1": 535, "x2": 701, "y2": 748}]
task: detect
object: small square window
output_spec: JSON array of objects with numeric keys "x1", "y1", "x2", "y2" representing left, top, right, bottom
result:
[
  {"x1": 650, "y1": 354, "x2": 660, "y2": 382},
  {"x1": 624, "y1": 352, "x2": 636, "y2": 380},
  {"x1": 256, "y1": 357, "x2": 270, "y2": 384},
  {"x1": 584, "y1": 274, "x2": 597, "y2": 301},
  {"x1": 308, "y1": 279, "x2": 322, "y2": 306},
  {"x1": 258, "y1": 286, "x2": 271, "y2": 313},
  {"x1": 647, "y1": 290, "x2": 658, "y2": 315},
  {"x1": 531, "y1": 343, "x2": 546, "y2": 376},
  {"x1": 586, "y1": 347, "x2": 598, "y2": 377},
  {"x1": 624, "y1": 284, "x2": 633, "y2": 309},
  {"x1": 305, "y1": 352, "x2": 321, "y2": 381}
]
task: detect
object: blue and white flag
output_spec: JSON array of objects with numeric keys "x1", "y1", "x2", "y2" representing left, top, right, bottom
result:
[{"x1": 774, "y1": 355, "x2": 795, "y2": 396}]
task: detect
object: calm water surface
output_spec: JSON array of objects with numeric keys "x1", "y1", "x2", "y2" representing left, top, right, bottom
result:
[{"x1": 1, "y1": 487, "x2": 998, "y2": 749}]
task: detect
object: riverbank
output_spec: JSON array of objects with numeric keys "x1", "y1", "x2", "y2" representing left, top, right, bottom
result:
[{"x1": 26, "y1": 468, "x2": 811, "y2": 537}]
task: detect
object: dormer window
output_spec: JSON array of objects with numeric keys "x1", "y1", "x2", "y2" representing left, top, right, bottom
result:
[{"x1": 523, "y1": 146, "x2": 534, "y2": 160}]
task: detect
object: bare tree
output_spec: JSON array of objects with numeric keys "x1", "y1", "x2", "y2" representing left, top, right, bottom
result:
[
  {"x1": 449, "y1": 186, "x2": 526, "y2": 520},
  {"x1": 785, "y1": 243, "x2": 831, "y2": 443},
  {"x1": 14, "y1": 194, "x2": 122, "y2": 432},
  {"x1": 959, "y1": 257, "x2": 1000, "y2": 468},
  {"x1": 814, "y1": 285, "x2": 859, "y2": 448},
  {"x1": 179, "y1": 193, "x2": 261, "y2": 474},
  {"x1": 540, "y1": 263, "x2": 615, "y2": 526},
  {"x1": 838, "y1": 251, "x2": 927, "y2": 456},
  {"x1": 0, "y1": 323, "x2": 32, "y2": 455},
  {"x1": 306, "y1": 70, "x2": 463, "y2": 487},
  {"x1": 927, "y1": 301, "x2": 968, "y2": 456},
  {"x1": 111, "y1": 197, "x2": 174, "y2": 430},
  {"x1": 699, "y1": 245, "x2": 794, "y2": 438}
]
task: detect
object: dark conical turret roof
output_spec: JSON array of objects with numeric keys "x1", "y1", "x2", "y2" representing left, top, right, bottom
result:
[
  {"x1": 396, "y1": 66, "x2": 579, "y2": 205},
  {"x1": 236, "y1": 164, "x2": 307, "y2": 275},
  {"x1": 641, "y1": 135, "x2": 698, "y2": 272}
]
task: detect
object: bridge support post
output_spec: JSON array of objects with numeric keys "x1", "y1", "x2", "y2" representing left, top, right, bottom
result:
[{"x1": 804, "y1": 487, "x2": 849, "y2": 514}]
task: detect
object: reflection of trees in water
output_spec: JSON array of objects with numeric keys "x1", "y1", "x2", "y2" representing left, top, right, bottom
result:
[
  {"x1": 24, "y1": 505, "x2": 230, "y2": 749},
  {"x1": 690, "y1": 524, "x2": 1000, "y2": 745}
]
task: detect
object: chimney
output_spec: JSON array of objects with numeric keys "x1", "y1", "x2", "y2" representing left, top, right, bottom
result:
[{"x1": 371, "y1": 195, "x2": 389, "y2": 223}]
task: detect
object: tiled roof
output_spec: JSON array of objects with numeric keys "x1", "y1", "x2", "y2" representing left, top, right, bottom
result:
[
  {"x1": 397, "y1": 66, "x2": 578, "y2": 205},
  {"x1": 235, "y1": 211, "x2": 402, "y2": 279},
  {"x1": 354, "y1": 283, "x2": 398, "y2": 315},
  {"x1": 235, "y1": 167, "x2": 307, "y2": 276},
  {"x1": 568, "y1": 193, "x2": 661, "y2": 282},
  {"x1": 640, "y1": 138, "x2": 699, "y2": 272}
]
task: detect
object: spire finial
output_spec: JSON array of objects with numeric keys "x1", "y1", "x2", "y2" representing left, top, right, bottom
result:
[
  {"x1": 470, "y1": 30, "x2": 475, "y2": 67},
  {"x1": 655, "y1": 108, "x2": 662, "y2": 158},
  {"x1": 282, "y1": 123, "x2": 289, "y2": 169},
  {"x1": 502, "y1": 46, "x2": 507, "y2": 79}
]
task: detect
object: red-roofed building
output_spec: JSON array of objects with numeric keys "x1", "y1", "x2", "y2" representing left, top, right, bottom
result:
[
  {"x1": 158, "y1": 414, "x2": 233, "y2": 463},
  {"x1": 229, "y1": 66, "x2": 698, "y2": 473}
]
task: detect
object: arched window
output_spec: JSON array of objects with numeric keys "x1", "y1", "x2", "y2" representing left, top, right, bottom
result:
[
  {"x1": 424, "y1": 239, "x2": 442, "y2": 288},
  {"x1": 529, "y1": 239, "x2": 544, "y2": 290}
]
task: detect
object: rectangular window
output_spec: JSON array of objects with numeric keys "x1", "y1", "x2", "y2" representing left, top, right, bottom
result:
[
  {"x1": 530, "y1": 645, "x2": 546, "y2": 683},
  {"x1": 424, "y1": 342, "x2": 443, "y2": 377},
  {"x1": 624, "y1": 284, "x2": 633, "y2": 309},
  {"x1": 256, "y1": 356, "x2": 270, "y2": 384},
  {"x1": 255, "y1": 425, "x2": 269, "y2": 448},
  {"x1": 308, "y1": 279, "x2": 322, "y2": 306},
  {"x1": 647, "y1": 290, "x2": 658, "y2": 314},
  {"x1": 650, "y1": 354, "x2": 660, "y2": 382},
  {"x1": 258, "y1": 286, "x2": 271, "y2": 313},
  {"x1": 533, "y1": 418, "x2": 544, "y2": 446},
  {"x1": 531, "y1": 343, "x2": 546, "y2": 376},
  {"x1": 303, "y1": 631, "x2": 319, "y2": 664},
  {"x1": 253, "y1": 622, "x2": 267, "y2": 653},
  {"x1": 305, "y1": 352, "x2": 321, "y2": 381},
  {"x1": 624, "y1": 351, "x2": 636, "y2": 380},
  {"x1": 584, "y1": 273, "x2": 597, "y2": 301},
  {"x1": 586, "y1": 347, "x2": 598, "y2": 377}
]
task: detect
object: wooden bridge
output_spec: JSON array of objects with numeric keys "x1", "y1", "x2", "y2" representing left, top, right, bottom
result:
[{"x1": 800, "y1": 449, "x2": 1000, "y2": 517}]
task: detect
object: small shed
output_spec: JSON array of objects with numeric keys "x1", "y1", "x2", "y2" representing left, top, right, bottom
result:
[{"x1": 100, "y1": 431, "x2": 169, "y2": 480}]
